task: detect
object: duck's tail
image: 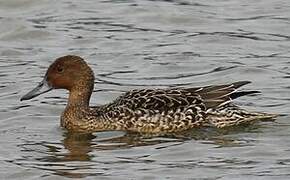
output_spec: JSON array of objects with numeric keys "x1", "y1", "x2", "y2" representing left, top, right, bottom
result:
[{"x1": 205, "y1": 104, "x2": 277, "y2": 128}]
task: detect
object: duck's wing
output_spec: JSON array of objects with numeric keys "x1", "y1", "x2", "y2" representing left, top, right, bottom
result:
[
  {"x1": 106, "y1": 88, "x2": 203, "y2": 111},
  {"x1": 184, "y1": 81, "x2": 259, "y2": 109},
  {"x1": 185, "y1": 81, "x2": 259, "y2": 100},
  {"x1": 184, "y1": 81, "x2": 251, "y2": 93},
  {"x1": 102, "y1": 81, "x2": 256, "y2": 112}
]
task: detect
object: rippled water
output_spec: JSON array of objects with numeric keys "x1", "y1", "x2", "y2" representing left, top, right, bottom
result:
[{"x1": 0, "y1": 0, "x2": 290, "y2": 179}]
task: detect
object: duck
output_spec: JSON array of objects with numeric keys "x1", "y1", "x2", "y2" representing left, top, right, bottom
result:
[{"x1": 21, "y1": 55, "x2": 276, "y2": 133}]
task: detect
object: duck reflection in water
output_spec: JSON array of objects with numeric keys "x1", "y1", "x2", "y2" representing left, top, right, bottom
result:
[{"x1": 12, "y1": 123, "x2": 266, "y2": 179}]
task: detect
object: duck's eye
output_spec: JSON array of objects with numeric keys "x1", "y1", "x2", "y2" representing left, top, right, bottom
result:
[{"x1": 56, "y1": 66, "x2": 64, "y2": 73}]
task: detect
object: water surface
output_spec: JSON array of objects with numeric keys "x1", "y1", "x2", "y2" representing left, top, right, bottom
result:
[{"x1": 0, "y1": 0, "x2": 290, "y2": 179}]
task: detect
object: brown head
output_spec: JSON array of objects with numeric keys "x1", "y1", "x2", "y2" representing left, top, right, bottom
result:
[{"x1": 20, "y1": 55, "x2": 95, "y2": 101}]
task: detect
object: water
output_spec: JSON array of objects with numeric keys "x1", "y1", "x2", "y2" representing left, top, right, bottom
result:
[{"x1": 0, "y1": 0, "x2": 290, "y2": 179}]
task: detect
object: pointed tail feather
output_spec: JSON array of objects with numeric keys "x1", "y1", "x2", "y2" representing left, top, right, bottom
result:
[
  {"x1": 229, "y1": 90, "x2": 260, "y2": 100},
  {"x1": 185, "y1": 81, "x2": 256, "y2": 109},
  {"x1": 207, "y1": 114, "x2": 277, "y2": 128}
]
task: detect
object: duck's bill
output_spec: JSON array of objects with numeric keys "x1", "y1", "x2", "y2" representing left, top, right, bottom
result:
[{"x1": 20, "y1": 79, "x2": 53, "y2": 101}]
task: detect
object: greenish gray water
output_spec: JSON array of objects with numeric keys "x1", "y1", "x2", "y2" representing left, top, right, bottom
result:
[{"x1": 0, "y1": 0, "x2": 290, "y2": 179}]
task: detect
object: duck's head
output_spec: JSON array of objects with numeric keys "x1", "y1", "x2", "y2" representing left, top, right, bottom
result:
[{"x1": 21, "y1": 55, "x2": 95, "y2": 101}]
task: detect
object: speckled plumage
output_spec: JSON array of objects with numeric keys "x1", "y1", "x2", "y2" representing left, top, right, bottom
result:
[{"x1": 21, "y1": 55, "x2": 276, "y2": 133}]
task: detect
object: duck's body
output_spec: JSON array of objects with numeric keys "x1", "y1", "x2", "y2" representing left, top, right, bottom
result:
[{"x1": 21, "y1": 55, "x2": 275, "y2": 133}]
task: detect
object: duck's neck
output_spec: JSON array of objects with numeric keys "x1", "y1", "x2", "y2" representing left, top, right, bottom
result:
[{"x1": 67, "y1": 84, "x2": 93, "y2": 109}]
